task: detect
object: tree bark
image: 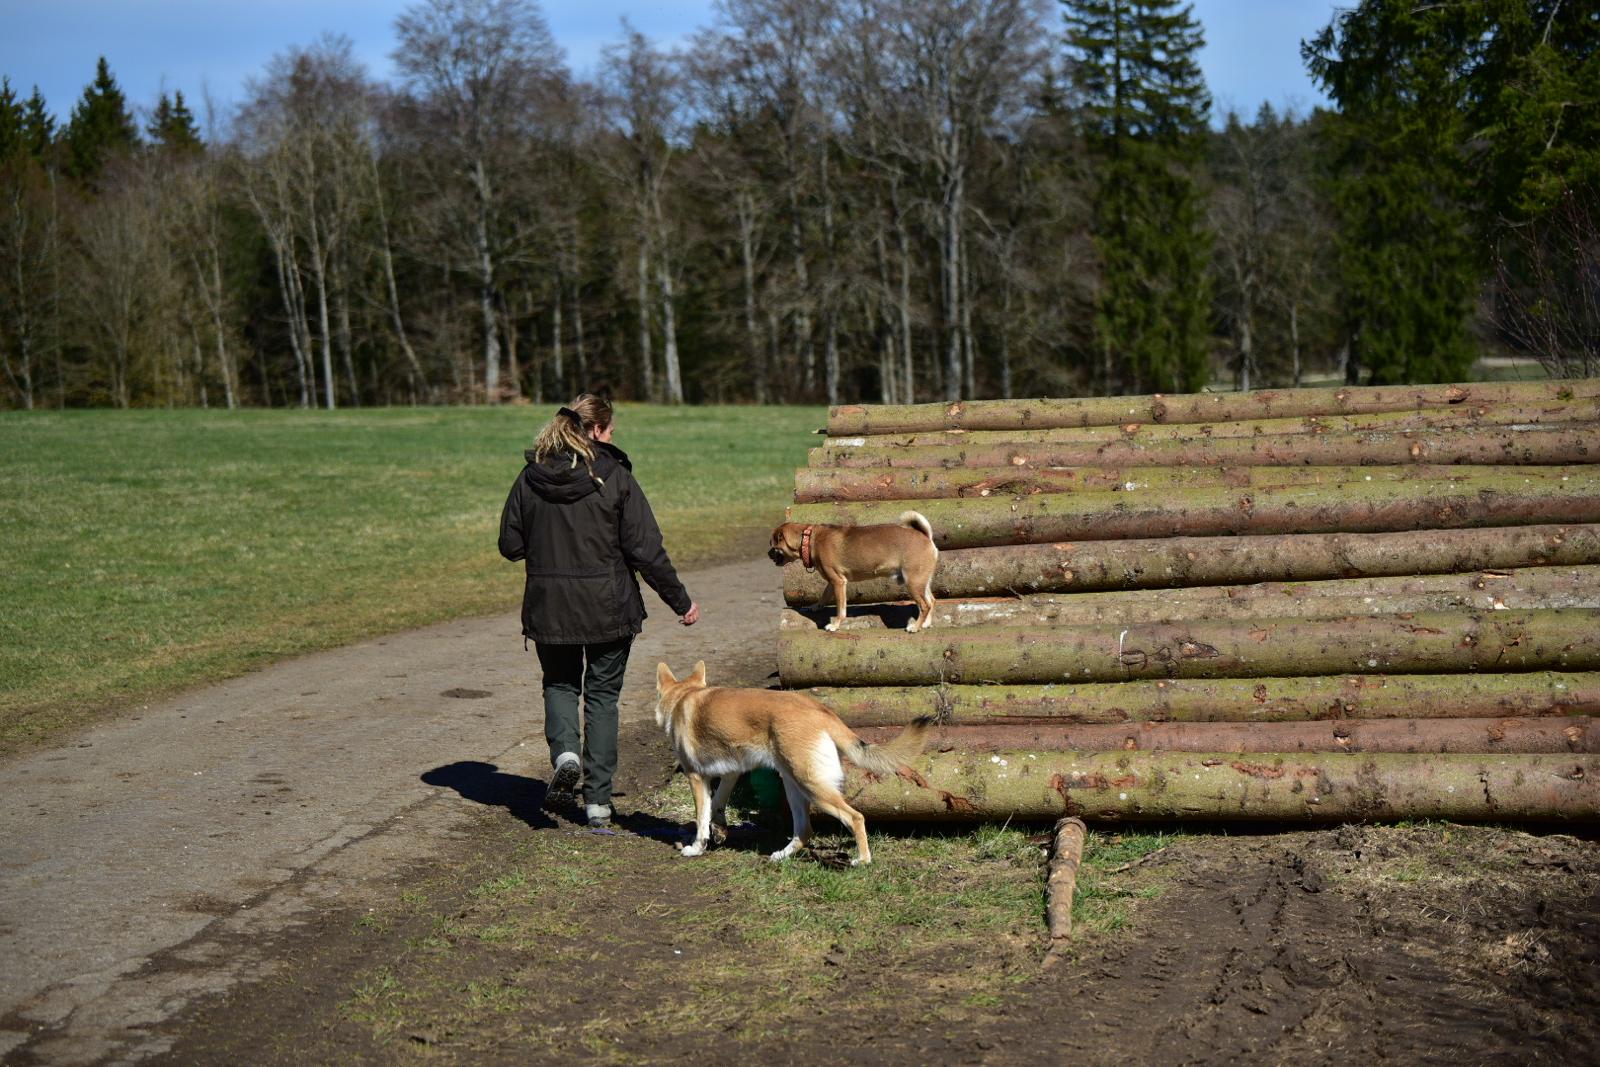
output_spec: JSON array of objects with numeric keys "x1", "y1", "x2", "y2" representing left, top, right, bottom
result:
[
  {"x1": 786, "y1": 472, "x2": 1600, "y2": 550},
  {"x1": 843, "y1": 751, "x2": 1599, "y2": 823},
  {"x1": 811, "y1": 425, "x2": 1600, "y2": 471},
  {"x1": 783, "y1": 524, "x2": 1600, "y2": 605},
  {"x1": 857, "y1": 718, "x2": 1596, "y2": 754},
  {"x1": 776, "y1": 609, "x2": 1600, "y2": 687},
  {"x1": 806, "y1": 671, "x2": 1600, "y2": 727},
  {"x1": 792, "y1": 463, "x2": 1592, "y2": 504},
  {"x1": 1044, "y1": 817, "x2": 1086, "y2": 960},
  {"x1": 825, "y1": 379, "x2": 1600, "y2": 435},
  {"x1": 823, "y1": 398, "x2": 1600, "y2": 449}
]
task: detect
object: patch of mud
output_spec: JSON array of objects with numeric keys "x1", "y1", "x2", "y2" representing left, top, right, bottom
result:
[{"x1": 140, "y1": 798, "x2": 1600, "y2": 1067}]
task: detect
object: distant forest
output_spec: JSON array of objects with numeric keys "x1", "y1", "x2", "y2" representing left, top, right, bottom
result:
[{"x1": 1, "y1": 0, "x2": 1595, "y2": 409}]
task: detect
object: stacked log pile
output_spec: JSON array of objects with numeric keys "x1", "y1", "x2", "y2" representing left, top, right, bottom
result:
[{"x1": 777, "y1": 379, "x2": 1600, "y2": 823}]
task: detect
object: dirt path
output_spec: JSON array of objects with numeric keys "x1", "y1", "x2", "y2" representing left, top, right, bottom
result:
[
  {"x1": 0, "y1": 557, "x2": 779, "y2": 1065},
  {"x1": 4, "y1": 553, "x2": 1599, "y2": 1066}
]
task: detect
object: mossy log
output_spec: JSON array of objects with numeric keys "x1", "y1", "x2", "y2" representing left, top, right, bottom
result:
[
  {"x1": 811, "y1": 425, "x2": 1599, "y2": 470},
  {"x1": 809, "y1": 671, "x2": 1600, "y2": 726},
  {"x1": 782, "y1": 524, "x2": 1600, "y2": 604},
  {"x1": 823, "y1": 399, "x2": 1600, "y2": 449},
  {"x1": 776, "y1": 609, "x2": 1600, "y2": 687},
  {"x1": 792, "y1": 463, "x2": 1589, "y2": 504},
  {"x1": 781, "y1": 566, "x2": 1600, "y2": 631},
  {"x1": 825, "y1": 379, "x2": 1600, "y2": 436},
  {"x1": 786, "y1": 471, "x2": 1600, "y2": 550},
  {"x1": 856, "y1": 717, "x2": 1596, "y2": 754},
  {"x1": 844, "y1": 751, "x2": 1599, "y2": 823}
]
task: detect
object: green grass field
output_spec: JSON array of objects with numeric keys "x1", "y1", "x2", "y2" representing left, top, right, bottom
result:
[{"x1": 0, "y1": 404, "x2": 824, "y2": 752}]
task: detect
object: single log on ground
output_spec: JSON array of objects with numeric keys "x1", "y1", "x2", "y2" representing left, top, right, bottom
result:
[
  {"x1": 792, "y1": 463, "x2": 1590, "y2": 504},
  {"x1": 785, "y1": 472, "x2": 1600, "y2": 550},
  {"x1": 856, "y1": 718, "x2": 1596, "y2": 754},
  {"x1": 826, "y1": 379, "x2": 1600, "y2": 435},
  {"x1": 813, "y1": 672, "x2": 1600, "y2": 726},
  {"x1": 823, "y1": 399, "x2": 1600, "y2": 449},
  {"x1": 1044, "y1": 817, "x2": 1087, "y2": 960},
  {"x1": 783, "y1": 524, "x2": 1600, "y2": 604},
  {"x1": 776, "y1": 609, "x2": 1600, "y2": 687},
  {"x1": 845, "y1": 751, "x2": 1599, "y2": 823},
  {"x1": 780, "y1": 565, "x2": 1600, "y2": 631},
  {"x1": 810, "y1": 425, "x2": 1599, "y2": 470}
]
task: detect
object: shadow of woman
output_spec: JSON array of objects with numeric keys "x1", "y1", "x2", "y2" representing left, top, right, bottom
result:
[{"x1": 420, "y1": 760, "x2": 560, "y2": 830}]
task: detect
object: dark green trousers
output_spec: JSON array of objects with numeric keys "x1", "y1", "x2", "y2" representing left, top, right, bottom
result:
[{"x1": 535, "y1": 637, "x2": 632, "y2": 807}]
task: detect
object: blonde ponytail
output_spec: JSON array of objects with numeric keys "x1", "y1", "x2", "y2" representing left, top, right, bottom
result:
[{"x1": 533, "y1": 393, "x2": 615, "y2": 485}]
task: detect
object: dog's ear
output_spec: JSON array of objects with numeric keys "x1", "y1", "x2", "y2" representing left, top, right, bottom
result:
[
  {"x1": 689, "y1": 660, "x2": 707, "y2": 686},
  {"x1": 656, "y1": 662, "x2": 677, "y2": 690}
]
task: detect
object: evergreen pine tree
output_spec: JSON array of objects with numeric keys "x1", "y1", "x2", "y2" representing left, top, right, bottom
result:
[
  {"x1": 63, "y1": 56, "x2": 138, "y2": 181},
  {"x1": 1470, "y1": 0, "x2": 1600, "y2": 230},
  {"x1": 22, "y1": 87, "x2": 56, "y2": 162},
  {"x1": 1063, "y1": 0, "x2": 1212, "y2": 394},
  {"x1": 0, "y1": 78, "x2": 23, "y2": 162},
  {"x1": 1304, "y1": 2, "x2": 1481, "y2": 384},
  {"x1": 148, "y1": 90, "x2": 202, "y2": 154}
]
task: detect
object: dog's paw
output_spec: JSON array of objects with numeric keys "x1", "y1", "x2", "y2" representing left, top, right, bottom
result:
[
  {"x1": 681, "y1": 842, "x2": 707, "y2": 858},
  {"x1": 850, "y1": 856, "x2": 871, "y2": 867},
  {"x1": 904, "y1": 621, "x2": 920, "y2": 633},
  {"x1": 824, "y1": 621, "x2": 841, "y2": 632}
]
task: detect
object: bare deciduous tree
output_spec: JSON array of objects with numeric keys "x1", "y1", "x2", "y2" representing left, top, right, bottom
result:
[{"x1": 393, "y1": 0, "x2": 567, "y2": 402}]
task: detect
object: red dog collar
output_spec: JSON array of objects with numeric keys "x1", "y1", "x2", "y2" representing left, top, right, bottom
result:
[{"x1": 800, "y1": 525, "x2": 815, "y2": 570}]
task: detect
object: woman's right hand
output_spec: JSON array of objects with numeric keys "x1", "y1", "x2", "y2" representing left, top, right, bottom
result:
[{"x1": 680, "y1": 602, "x2": 701, "y2": 626}]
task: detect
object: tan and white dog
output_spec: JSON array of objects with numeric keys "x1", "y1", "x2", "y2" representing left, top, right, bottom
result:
[
  {"x1": 768, "y1": 510, "x2": 939, "y2": 633},
  {"x1": 655, "y1": 661, "x2": 932, "y2": 865}
]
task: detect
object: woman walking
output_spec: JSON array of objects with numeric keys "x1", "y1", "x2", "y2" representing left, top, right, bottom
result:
[{"x1": 498, "y1": 394, "x2": 699, "y2": 827}]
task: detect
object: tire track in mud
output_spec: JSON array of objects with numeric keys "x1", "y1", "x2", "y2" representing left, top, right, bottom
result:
[{"x1": 1031, "y1": 831, "x2": 1599, "y2": 1067}]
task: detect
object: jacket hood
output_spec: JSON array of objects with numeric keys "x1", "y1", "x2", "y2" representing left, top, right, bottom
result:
[{"x1": 522, "y1": 445, "x2": 624, "y2": 503}]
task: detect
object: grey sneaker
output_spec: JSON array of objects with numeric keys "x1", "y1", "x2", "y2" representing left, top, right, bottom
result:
[
  {"x1": 548, "y1": 753, "x2": 580, "y2": 796},
  {"x1": 585, "y1": 803, "x2": 613, "y2": 828}
]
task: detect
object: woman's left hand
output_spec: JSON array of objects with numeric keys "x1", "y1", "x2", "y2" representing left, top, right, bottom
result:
[{"x1": 680, "y1": 603, "x2": 701, "y2": 626}]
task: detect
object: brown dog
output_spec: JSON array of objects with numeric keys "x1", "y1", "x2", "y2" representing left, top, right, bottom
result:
[
  {"x1": 769, "y1": 511, "x2": 938, "y2": 632},
  {"x1": 655, "y1": 661, "x2": 932, "y2": 865}
]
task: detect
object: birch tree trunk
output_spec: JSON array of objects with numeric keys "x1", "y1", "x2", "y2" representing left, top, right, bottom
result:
[
  {"x1": 306, "y1": 214, "x2": 336, "y2": 409},
  {"x1": 371, "y1": 159, "x2": 423, "y2": 400},
  {"x1": 552, "y1": 284, "x2": 563, "y2": 398},
  {"x1": 636, "y1": 240, "x2": 654, "y2": 400},
  {"x1": 739, "y1": 191, "x2": 766, "y2": 403},
  {"x1": 473, "y1": 160, "x2": 500, "y2": 404}
]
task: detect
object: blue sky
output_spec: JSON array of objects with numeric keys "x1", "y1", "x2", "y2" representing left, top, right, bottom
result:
[{"x1": 1, "y1": 1, "x2": 1334, "y2": 128}]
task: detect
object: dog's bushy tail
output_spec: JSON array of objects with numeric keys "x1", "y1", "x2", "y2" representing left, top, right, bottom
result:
[
  {"x1": 829, "y1": 715, "x2": 934, "y2": 776},
  {"x1": 899, "y1": 510, "x2": 934, "y2": 542}
]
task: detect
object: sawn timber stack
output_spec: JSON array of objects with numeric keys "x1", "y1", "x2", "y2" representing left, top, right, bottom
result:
[{"x1": 777, "y1": 379, "x2": 1600, "y2": 824}]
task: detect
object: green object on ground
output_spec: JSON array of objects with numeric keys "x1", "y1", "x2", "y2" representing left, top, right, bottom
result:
[{"x1": 730, "y1": 768, "x2": 785, "y2": 812}]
